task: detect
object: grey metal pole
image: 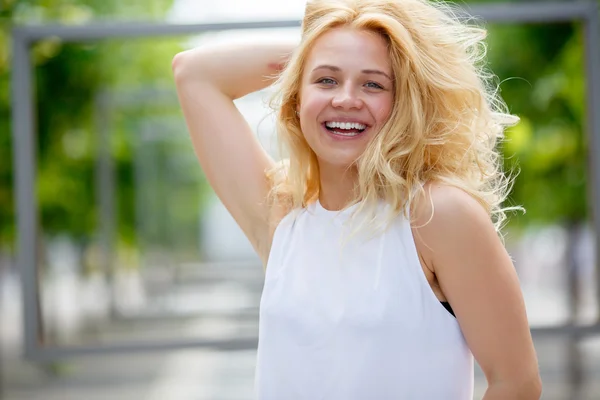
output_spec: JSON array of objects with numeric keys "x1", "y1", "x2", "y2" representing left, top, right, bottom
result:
[
  {"x1": 583, "y1": 1, "x2": 600, "y2": 322},
  {"x1": 94, "y1": 91, "x2": 118, "y2": 318},
  {"x1": 10, "y1": 34, "x2": 42, "y2": 358}
]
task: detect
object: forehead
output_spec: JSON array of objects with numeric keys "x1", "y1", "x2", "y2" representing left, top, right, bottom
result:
[{"x1": 304, "y1": 27, "x2": 391, "y2": 73}]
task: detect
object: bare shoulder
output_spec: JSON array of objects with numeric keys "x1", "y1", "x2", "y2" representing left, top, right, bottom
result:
[
  {"x1": 411, "y1": 182, "x2": 497, "y2": 266},
  {"x1": 412, "y1": 182, "x2": 493, "y2": 230},
  {"x1": 412, "y1": 183, "x2": 490, "y2": 227}
]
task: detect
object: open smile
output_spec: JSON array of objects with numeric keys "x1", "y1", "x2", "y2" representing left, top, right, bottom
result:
[{"x1": 322, "y1": 121, "x2": 368, "y2": 139}]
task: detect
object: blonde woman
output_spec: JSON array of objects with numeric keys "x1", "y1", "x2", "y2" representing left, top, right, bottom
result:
[{"x1": 173, "y1": 0, "x2": 541, "y2": 398}]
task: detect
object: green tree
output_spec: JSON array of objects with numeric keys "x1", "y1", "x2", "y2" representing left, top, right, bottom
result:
[
  {"x1": 497, "y1": 26, "x2": 587, "y2": 226},
  {"x1": 0, "y1": 0, "x2": 200, "y2": 256},
  {"x1": 449, "y1": 0, "x2": 593, "y2": 230}
]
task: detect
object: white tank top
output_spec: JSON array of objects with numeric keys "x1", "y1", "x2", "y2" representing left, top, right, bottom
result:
[{"x1": 255, "y1": 199, "x2": 474, "y2": 400}]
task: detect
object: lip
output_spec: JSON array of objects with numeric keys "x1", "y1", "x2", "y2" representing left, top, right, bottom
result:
[{"x1": 320, "y1": 122, "x2": 369, "y2": 141}]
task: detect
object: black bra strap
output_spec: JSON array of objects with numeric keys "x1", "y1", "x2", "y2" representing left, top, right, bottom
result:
[{"x1": 440, "y1": 301, "x2": 455, "y2": 317}]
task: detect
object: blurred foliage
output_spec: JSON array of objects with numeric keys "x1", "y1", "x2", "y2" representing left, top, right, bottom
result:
[
  {"x1": 0, "y1": 0, "x2": 598, "y2": 256},
  {"x1": 0, "y1": 0, "x2": 210, "y2": 257},
  {"x1": 494, "y1": 26, "x2": 588, "y2": 226},
  {"x1": 455, "y1": 0, "x2": 593, "y2": 228}
]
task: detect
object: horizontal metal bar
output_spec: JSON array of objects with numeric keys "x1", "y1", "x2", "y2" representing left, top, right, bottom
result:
[
  {"x1": 530, "y1": 322, "x2": 600, "y2": 337},
  {"x1": 111, "y1": 307, "x2": 260, "y2": 322},
  {"x1": 11, "y1": 1, "x2": 596, "y2": 43},
  {"x1": 464, "y1": 1, "x2": 594, "y2": 24},
  {"x1": 12, "y1": 19, "x2": 302, "y2": 42},
  {"x1": 102, "y1": 87, "x2": 179, "y2": 107},
  {"x1": 25, "y1": 337, "x2": 259, "y2": 362}
]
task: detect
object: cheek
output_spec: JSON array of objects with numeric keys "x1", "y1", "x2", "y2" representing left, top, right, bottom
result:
[
  {"x1": 371, "y1": 95, "x2": 393, "y2": 126},
  {"x1": 300, "y1": 88, "x2": 330, "y2": 116}
]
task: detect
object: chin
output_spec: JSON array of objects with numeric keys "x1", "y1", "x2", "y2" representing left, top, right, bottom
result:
[{"x1": 317, "y1": 152, "x2": 361, "y2": 171}]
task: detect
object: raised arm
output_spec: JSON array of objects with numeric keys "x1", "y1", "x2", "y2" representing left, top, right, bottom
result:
[{"x1": 172, "y1": 39, "x2": 296, "y2": 263}]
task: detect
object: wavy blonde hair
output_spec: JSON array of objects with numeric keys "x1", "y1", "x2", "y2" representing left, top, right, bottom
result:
[{"x1": 267, "y1": 0, "x2": 519, "y2": 232}]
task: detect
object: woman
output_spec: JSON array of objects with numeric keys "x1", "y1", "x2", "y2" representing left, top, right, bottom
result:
[{"x1": 173, "y1": 0, "x2": 542, "y2": 398}]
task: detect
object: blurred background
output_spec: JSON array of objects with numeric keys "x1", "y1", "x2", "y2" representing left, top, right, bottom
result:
[{"x1": 1, "y1": 0, "x2": 600, "y2": 399}]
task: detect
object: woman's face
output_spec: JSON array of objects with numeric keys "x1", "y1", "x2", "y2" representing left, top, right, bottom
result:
[{"x1": 298, "y1": 27, "x2": 394, "y2": 170}]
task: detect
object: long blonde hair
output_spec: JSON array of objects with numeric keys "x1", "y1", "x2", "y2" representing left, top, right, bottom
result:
[{"x1": 267, "y1": 0, "x2": 519, "y2": 232}]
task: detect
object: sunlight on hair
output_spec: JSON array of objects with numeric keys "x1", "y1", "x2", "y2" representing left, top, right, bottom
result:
[{"x1": 267, "y1": 0, "x2": 522, "y2": 236}]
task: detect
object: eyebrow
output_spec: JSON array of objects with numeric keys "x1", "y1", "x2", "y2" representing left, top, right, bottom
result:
[{"x1": 312, "y1": 64, "x2": 393, "y2": 81}]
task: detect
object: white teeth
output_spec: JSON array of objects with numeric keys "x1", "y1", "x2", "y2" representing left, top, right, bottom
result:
[{"x1": 325, "y1": 121, "x2": 367, "y2": 130}]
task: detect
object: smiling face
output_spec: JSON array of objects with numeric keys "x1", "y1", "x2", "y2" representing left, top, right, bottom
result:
[{"x1": 298, "y1": 27, "x2": 394, "y2": 171}]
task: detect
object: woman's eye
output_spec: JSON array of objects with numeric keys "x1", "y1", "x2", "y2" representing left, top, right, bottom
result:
[
  {"x1": 317, "y1": 78, "x2": 337, "y2": 85},
  {"x1": 365, "y1": 81, "x2": 384, "y2": 89}
]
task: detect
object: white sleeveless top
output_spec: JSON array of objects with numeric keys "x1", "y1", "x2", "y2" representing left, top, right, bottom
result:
[{"x1": 255, "y1": 200, "x2": 474, "y2": 400}]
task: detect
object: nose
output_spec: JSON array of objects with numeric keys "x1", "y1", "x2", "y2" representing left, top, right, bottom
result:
[{"x1": 331, "y1": 82, "x2": 363, "y2": 110}]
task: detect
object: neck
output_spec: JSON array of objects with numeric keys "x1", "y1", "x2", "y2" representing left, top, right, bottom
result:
[{"x1": 318, "y1": 164, "x2": 357, "y2": 211}]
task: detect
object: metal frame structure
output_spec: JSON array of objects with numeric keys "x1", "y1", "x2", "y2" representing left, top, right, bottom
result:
[{"x1": 10, "y1": 1, "x2": 600, "y2": 361}]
